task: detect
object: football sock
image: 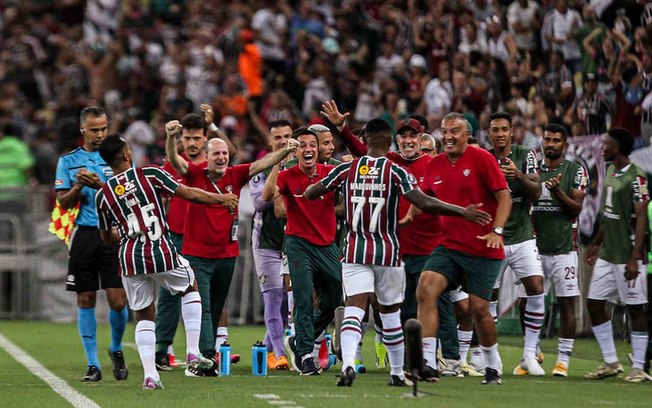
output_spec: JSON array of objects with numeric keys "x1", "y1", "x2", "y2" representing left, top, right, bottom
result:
[
  {"x1": 481, "y1": 343, "x2": 501, "y2": 371},
  {"x1": 356, "y1": 321, "x2": 368, "y2": 361},
  {"x1": 215, "y1": 326, "x2": 228, "y2": 350},
  {"x1": 78, "y1": 307, "x2": 99, "y2": 368},
  {"x1": 489, "y1": 301, "x2": 498, "y2": 323},
  {"x1": 631, "y1": 331, "x2": 649, "y2": 370},
  {"x1": 181, "y1": 291, "x2": 202, "y2": 358},
  {"x1": 557, "y1": 338, "x2": 574, "y2": 367},
  {"x1": 458, "y1": 329, "x2": 473, "y2": 362},
  {"x1": 340, "y1": 306, "x2": 365, "y2": 370},
  {"x1": 592, "y1": 321, "x2": 618, "y2": 364},
  {"x1": 263, "y1": 288, "x2": 286, "y2": 357},
  {"x1": 135, "y1": 320, "x2": 159, "y2": 381},
  {"x1": 108, "y1": 307, "x2": 128, "y2": 353},
  {"x1": 313, "y1": 330, "x2": 325, "y2": 359},
  {"x1": 422, "y1": 337, "x2": 437, "y2": 369},
  {"x1": 523, "y1": 295, "x2": 544, "y2": 359},
  {"x1": 380, "y1": 311, "x2": 405, "y2": 377}
]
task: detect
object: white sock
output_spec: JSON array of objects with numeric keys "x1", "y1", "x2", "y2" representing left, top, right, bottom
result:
[
  {"x1": 592, "y1": 321, "x2": 618, "y2": 364},
  {"x1": 287, "y1": 290, "x2": 294, "y2": 323},
  {"x1": 631, "y1": 331, "x2": 649, "y2": 370},
  {"x1": 215, "y1": 326, "x2": 228, "y2": 350},
  {"x1": 380, "y1": 311, "x2": 405, "y2": 377},
  {"x1": 481, "y1": 343, "x2": 501, "y2": 372},
  {"x1": 135, "y1": 320, "x2": 159, "y2": 381},
  {"x1": 181, "y1": 291, "x2": 202, "y2": 358},
  {"x1": 313, "y1": 330, "x2": 326, "y2": 359},
  {"x1": 356, "y1": 321, "x2": 368, "y2": 361},
  {"x1": 458, "y1": 329, "x2": 473, "y2": 362},
  {"x1": 523, "y1": 295, "x2": 544, "y2": 359},
  {"x1": 557, "y1": 338, "x2": 574, "y2": 367},
  {"x1": 340, "y1": 306, "x2": 365, "y2": 370},
  {"x1": 167, "y1": 344, "x2": 175, "y2": 357},
  {"x1": 489, "y1": 301, "x2": 498, "y2": 323},
  {"x1": 422, "y1": 337, "x2": 437, "y2": 369}
]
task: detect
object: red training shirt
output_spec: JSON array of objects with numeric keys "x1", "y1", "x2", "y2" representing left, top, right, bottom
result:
[
  {"x1": 277, "y1": 164, "x2": 336, "y2": 246},
  {"x1": 421, "y1": 146, "x2": 507, "y2": 260},
  {"x1": 163, "y1": 156, "x2": 207, "y2": 235}
]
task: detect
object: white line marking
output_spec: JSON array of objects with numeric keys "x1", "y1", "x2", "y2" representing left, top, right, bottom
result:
[
  {"x1": 0, "y1": 333, "x2": 101, "y2": 408},
  {"x1": 254, "y1": 393, "x2": 303, "y2": 408}
]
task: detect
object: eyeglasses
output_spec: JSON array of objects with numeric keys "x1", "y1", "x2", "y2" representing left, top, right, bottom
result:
[{"x1": 421, "y1": 148, "x2": 434, "y2": 153}]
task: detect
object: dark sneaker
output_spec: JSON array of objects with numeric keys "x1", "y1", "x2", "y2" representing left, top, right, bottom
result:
[
  {"x1": 388, "y1": 375, "x2": 413, "y2": 387},
  {"x1": 155, "y1": 351, "x2": 172, "y2": 371},
  {"x1": 284, "y1": 335, "x2": 300, "y2": 372},
  {"x1": 108, "y1": 350, "x2": 128, "y2": 380},
  {"x1": 406, "y1": 363, "x2": 439, "y2": 383},
  {"x1": 300, "y1": 356, "x2": 321, "y2": 376},
  {"x1": 482, "y1": 367, "x2": 502, "y2": 385},
  {"x1": 81, "y1": 365, "x2": 102, "y2": 382},
  {"x1": 142, "y1": 377, "x2": 164, "y2": 390},
  {"x1": 337, "y1": 366, "x2": 356, "y2": 386},
  {"x1": 201, "y1": 355, "x2": 218, "y2": 377}
]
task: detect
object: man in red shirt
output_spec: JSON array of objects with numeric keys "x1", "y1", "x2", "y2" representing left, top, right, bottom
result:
[
  {"x1": 164, "y1": 119, "x2": 298, "y2": 374},
  {"x1": 416, "y1": 112, "x2": 512, "y2": 385},
  {"x1": 262, "y1": 127, "x2": 343, "y2": 376}
]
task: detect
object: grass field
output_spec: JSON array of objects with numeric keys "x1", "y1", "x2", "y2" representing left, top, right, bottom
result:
[{"x1": 1, "y1": 321, "x2": 650, "y2": 408}]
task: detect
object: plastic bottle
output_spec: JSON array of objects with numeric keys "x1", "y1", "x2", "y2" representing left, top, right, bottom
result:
[
  {"x1": 219, "y1": 342, "x2": 232, "y2": 376},
  {"x1": 252, "y1": 341, "x2": 267, "y2": 376}
]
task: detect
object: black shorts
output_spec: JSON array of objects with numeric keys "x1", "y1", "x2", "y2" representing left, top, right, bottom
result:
[{"x1": 66, "y1": 226, "x2": 122, "y2": 292}]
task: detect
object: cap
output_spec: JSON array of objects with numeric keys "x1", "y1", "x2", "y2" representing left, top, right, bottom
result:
[
  {"x1": 409, "y1": 54, "x2": 427, "y2": 69},
  {"x1": 583, "y1": 72, "x2": 597, "y2": 82},
  {"x1": 396, "y1": 118, "x2": 425, "y2": 135}
]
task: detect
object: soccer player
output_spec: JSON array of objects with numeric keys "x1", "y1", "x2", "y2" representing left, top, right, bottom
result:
[
  {"x1": 415, "y1": 112, "x2": 511, "y2": 385},
  {"x1": 304, "y1": 118, "x2": 491, "y2": 387},
  {"x1": 530, "y1": 123, "x2": 588, "y2": 377},
  {"x1": 165, "y1": 119, "x2": 297, "y2": 373},
  {"x1": 487, "y1": 111, "x2": 545, "y2": 376},
  {"x1": 155, "y1": 111, "x2": 208, "y2": 370},
  {"x1": 95, "y1": 134, "x2": 238, "y2": 389},
  {"x1": 249, "y1": 119, "x2": 293, "y2": 370},
  {"x1": 584, "y1": 128, "x2": 650, "y2": 383},
  {"x1": 54, "y1": 106, "x2": 128, "y2": 382},
  {"x1": 262, "y1": 127, "x2": 343, "y2": 376}
]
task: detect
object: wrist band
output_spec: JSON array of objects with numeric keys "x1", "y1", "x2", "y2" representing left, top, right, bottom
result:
[{"x1": 209, "y1": 123, "x2": 219, "y2": 132}]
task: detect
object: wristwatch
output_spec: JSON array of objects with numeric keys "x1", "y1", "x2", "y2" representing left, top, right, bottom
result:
[{"x1": 492, "y1": 227, "x2": 504, "y2": 236}]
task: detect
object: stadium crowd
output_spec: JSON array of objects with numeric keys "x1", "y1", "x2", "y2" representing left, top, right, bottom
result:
[{"x1": 1, "y1": 0, "x2": 651, "y2": 391}]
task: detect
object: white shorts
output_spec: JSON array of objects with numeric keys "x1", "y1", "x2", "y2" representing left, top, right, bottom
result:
[
  {"x1": 342, "y1": 262, "x2": 405, "y2": 306},
  {"x1": 541, "y1": 252, "x2": 580, "y2": 297},
  {"x1": 494, "y1": 239, "x2": 543, "y2": 290},
  {"x1": 122, "y1": 257, "x2": 195, "y2": 311},
  {"x1": 447, "y1": 287, "x2": 469, "y2": 303},
  {"x1": 587, "y1": 258, "x2": 648, "y2": 305}
]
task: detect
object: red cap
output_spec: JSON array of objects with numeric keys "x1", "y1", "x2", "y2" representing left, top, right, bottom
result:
[{"x1": 396, "y1": 118, "x2": 424, "y2": 134}]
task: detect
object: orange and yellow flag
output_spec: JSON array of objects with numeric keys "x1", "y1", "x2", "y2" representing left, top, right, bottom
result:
[{"x1": 48, "y1": 200, "x2": 80, "y2": 246}]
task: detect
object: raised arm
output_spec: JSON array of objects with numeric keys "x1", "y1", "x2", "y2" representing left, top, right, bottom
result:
[
  {"x1": 174, "y1": 184, "x2": 239, "y2": 211},
  {"x1": 249, "y1": 139, "x2": 298, "y2": 176},
  {"x1": 165, "y1": 120, "x2": 189, "y2": 176},
  {"x1": 201, "y1": 103, "x2": 237, "y2": 157},
  {"x1": 320, "y1": 100, "x2": 367, "y2": 157},
  {"x1": 262, "y1": 164, "x2": 282, "y2": 202}
]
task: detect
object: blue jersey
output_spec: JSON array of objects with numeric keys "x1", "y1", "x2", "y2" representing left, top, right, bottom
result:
[{"x1": 54, "y1": 147, "x2": 113, "y2": 227}]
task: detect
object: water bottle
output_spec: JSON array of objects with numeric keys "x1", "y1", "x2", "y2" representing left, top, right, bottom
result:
[
  {"x1": 252, "y1": 341, "x2": 267, "y2": 376},
  {"x1": 219, "y1": 342, "x2": 232, "y2": 376}
]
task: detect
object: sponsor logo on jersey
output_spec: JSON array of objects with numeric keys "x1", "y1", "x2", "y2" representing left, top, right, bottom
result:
[
  {"x1": 114, "y1": 184, "x2": 126, "y2": 196},
  {"x1": 358, "y1": 165, "x2": 379, "y2": 179},
  {"x1": 55, "y1": 179, "x2": 63, "y2": 186}
]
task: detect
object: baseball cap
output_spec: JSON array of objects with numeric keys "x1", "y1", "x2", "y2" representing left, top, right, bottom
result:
[{"x1": 396, "y1": 117, "x2": 425, "y2": 134}]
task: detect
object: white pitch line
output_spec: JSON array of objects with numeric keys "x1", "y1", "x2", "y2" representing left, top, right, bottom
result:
[{"x1": 0, "y1": 333, "x2": 101, "y2": 408}]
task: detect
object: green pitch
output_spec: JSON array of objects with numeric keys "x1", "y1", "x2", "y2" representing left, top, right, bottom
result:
[{"x1": 0, "y1": 321, "x2": 650, "y2": 408}]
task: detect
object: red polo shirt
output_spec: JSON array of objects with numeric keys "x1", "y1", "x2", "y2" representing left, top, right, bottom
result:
[
  {"x1": 277, "y1": 163, "x2": 336, "y2": 246},
  {"x1": 421, "y1": 146, "x2": 507, "y2": 260},
  {"x1": 163, "y1": 156, "x2": 207, "y2": 235},
  {"x1": 387, "y1": 152, "x2": 441, "y2": 256},
  {"x1": 182, "y1": 162, "x2": 251, "y2": 258}
]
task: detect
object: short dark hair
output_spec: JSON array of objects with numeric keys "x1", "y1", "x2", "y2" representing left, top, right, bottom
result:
[
  {"x1": 409, "y1": 114, "x2": 429, "y2": 132},
  {"x1": 269, "y1": 119, "x2": 292, "y2": 131},
  {"x1": 180, "y1": 113, "x2": 206, "y2": 134},
  {"x1": 80, "y1": 106, "x2": 106, "y2": 125},
  {"x1": 364, "y1": 118, "x2": 392, "y2": 146},
  {"x1": 607, "y1": 127, "x2": 634, "y2": 156},
  {"x1": 291, "y1": 127, "x2": 318, "y2": 142},
  {"x1": 99, "y1": 133, "x2": 127, "y2": 165},
  {"x1": 489, "y1": 111, "x2": 512, "y2": 125},
  {"x1": 543, "y1": 123, "x2": 569, "y2": 141}
]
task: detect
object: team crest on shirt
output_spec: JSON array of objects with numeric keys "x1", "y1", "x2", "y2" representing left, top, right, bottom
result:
[
  {"x1": 226, "y1": 185, "x2": 233, "y2": 193},
  {"x1": 463, "y1": 169, "x2": 471, "y2": 177},
  {"x1": 114, "y1": 184, "x2": 126, "y2": 196},
  {"x1": 252, "y1": 175, "x2": 261, "y2": 184},
  {"x1": 258, "y1": 274, "x2": 267, "y2": 285},
  {"x1": 407, "y1": 174, "x2": 417, "y2": 184}
]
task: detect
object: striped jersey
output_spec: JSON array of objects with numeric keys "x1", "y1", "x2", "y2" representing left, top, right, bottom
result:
[
  {"x1": 95, "y1": 166, "x2": 182, "y2": 276},
  {"x1": 320, "y1": 156, "x2": 417, "y2": 266}
]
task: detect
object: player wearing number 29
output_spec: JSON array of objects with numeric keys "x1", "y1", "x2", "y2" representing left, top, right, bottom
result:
[
  {"x1": 584, "y1": 128, "x2": 650, "y2": 383},
  {"x1": 94, "y1": 134, "x2": 239, "y2": 389},
  {"x1": 530, "y1": 123, "x2": 588, "y2": 377},
  {"x1": 304, "y1": 118, "x2": 492, "y2": 387}
]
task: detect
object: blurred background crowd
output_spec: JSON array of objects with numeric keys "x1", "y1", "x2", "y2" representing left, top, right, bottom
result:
[{"x1": 1, "y1": 0, "x2": 652, "y2": 191}]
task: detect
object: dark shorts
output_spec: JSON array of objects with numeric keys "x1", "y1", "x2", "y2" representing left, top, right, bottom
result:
[
  {"x1": 423, "y1": 246, "x2": 502, "y2": 300},
  {"x1": 66, "y1": 226, "x2": 122, "y2": 292}
]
